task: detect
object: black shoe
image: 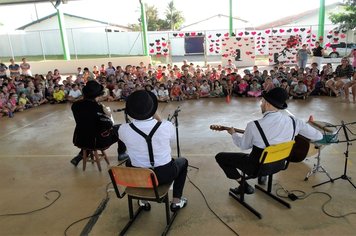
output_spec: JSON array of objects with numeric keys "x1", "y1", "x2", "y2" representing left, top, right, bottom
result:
[
  {"x1": 170, "y1": 197, "x2": 187, "y2": 212},
  {"x1": 230, "y1": 183, "x2": 255, "y2": 195},
  {"x1": 118, "y1": 153, "x2": 129, "y2": 161},
  {"x1": 258, "y1": 176, "x2": 267, "y2": 185},
  {"x1": 70, "y1": 155, "x2": 82, "y2": 167}
]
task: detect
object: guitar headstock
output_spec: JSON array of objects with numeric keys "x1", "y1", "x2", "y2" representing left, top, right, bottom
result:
[
  {"x1": 210, "y1": 125, "x2": 227, "y2": 131},
  {"x1": 210, "y1": 124, "x2": 244, "y2": 134}
]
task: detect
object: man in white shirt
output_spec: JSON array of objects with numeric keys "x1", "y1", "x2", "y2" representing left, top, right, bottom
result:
[
  {"x1": 215, "y1": 87, "x2": 323, "y2": 194},
  {"x1": 119, "y1": 90, "x2": 188, "y2": 212}
]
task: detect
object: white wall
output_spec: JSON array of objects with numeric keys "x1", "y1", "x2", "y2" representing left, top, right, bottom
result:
[
  {"x1": 30, "y1": 56, "x2": 151, "y2": 75},
  {"x1": 1, "y1": 28, "x2": 354, "y2": 61}
]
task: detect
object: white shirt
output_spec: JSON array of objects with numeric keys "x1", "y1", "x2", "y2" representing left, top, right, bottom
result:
[
  {"x1": 118, "y1": 119, "x2": 175, "y2": 168},
  {"x1": 232, "y1": 111, "x2": 323, "y2": 150},
  {"x1": 69, "y1": 89, "x2": 82, "y2": 98},
  {"x1": 113, "y1": 88, "x2": 122, "y2": 99},
  {"x1": 158, "y1": 89, "x2": 169, "y2": 97},
  {"x1": 68, "y1": 89, "x2": 82, "y2": 98}
]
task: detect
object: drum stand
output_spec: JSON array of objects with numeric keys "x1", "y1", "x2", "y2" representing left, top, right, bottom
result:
[
  {"x1": 304, "y1": 145, "x2": 333, "y2": 186},
  {"x1": 313, "y1": 121, "x2": 356, "y2": 189}
]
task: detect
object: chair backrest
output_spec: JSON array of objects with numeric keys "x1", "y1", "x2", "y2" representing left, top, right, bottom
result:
[
  {"x1": 109, "y1": 166, "x2": 159, "y2": 188},
  {"x1": 260, "y1": 141, "x2": 295, "y2": 164},
  {"x1": 257, "y1": 141, "x2": 295, "y2": 176}
]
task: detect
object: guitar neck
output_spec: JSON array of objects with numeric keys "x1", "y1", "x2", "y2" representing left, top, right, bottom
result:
[
  {"x1": 232, "y1": 127, "x2": 245, "y2": 134},
  {"x1": 210, "y1": 125, "x2": 245, "y2": 134}
]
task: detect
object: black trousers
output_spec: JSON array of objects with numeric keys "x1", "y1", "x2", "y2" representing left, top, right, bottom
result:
[
  {"x1": 73, "y1": 124, "x2": 126, "y2": 162},
  {"x1": 215, "y1": 152, "x2": 257, "y2": 179},
  {"x1": 127, "y1": 158, "x2": 188, "y2": 199}
]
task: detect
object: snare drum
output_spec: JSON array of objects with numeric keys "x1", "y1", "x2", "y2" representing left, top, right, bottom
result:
[{"x1": 310, "y1": 121, "x2": 338, "y2": 145}]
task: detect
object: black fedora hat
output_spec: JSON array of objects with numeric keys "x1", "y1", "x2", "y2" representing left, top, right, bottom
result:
[
  {"x1": 126, "y1": 90, "x2": 158, "y2": 120},
  {"x1": 262, "y1": 87, "x2": 288, "y2": 109},
  {"x1": 82, "y1": 81, "x2": 104, "y2": 98}
]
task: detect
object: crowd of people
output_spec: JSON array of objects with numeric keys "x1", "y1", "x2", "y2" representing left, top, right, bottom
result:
[{"x1": 0, "y1": 54, "x2": 355, "y2": 118}]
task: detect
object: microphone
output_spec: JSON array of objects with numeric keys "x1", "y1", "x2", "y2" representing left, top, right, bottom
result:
[
  {"x1": 173, "y1": 106, "x2": 181, "y2": 115},
  {"x1": 113, "y1": 108, "x2": 126, "y2": 112}
]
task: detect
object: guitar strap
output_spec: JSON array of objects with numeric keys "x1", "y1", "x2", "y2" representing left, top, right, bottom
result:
[{"x1": 129, "y1": 121, "x2": 162, "y2": 168}]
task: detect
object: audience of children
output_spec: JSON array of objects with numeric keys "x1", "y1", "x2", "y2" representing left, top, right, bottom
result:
[{"x1": 0, "y1": 57, "x2": 355, "y2": 119}]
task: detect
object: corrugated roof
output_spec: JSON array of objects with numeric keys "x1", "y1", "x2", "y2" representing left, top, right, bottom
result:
[{"x1": 16, "y1": 12, "x2": 132, "y2": 30}]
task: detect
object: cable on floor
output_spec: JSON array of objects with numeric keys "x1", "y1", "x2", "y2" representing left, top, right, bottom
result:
[
  {"x1": 274, "y1": 183, "x2": 356, "y2": 218},
  {"x1": 187, "y1": 174, "x2": 240, "y2": 236},
  {"x1": 0, "y1": 190, "x2": 61, "y2": 217},
  {"x1": 64, "y1": 182, "x2": 112, "y2": 236}
]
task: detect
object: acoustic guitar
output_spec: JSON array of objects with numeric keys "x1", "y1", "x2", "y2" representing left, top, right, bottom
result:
[{"x1": 210, "y1": 124, "x2": 311, "y2": 163}]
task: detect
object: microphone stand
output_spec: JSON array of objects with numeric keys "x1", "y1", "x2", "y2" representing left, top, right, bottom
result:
[
  {"x1": 313, "y1": 120, "x2": 356, "y2": 189},
  {"x1": 114, "y1": 108, "x2": 130, "y2": 123},
  {"x1": 168, "y1": 106, "x2": 199, "y2": 170}
]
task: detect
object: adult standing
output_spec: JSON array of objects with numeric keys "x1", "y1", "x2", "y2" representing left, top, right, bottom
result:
[
  {"x1": 20, "y1": 57, "x2": 32, "y2": 76},
  {"x1": 0, "y1": 61, "x2": 8, "y2": 79},
  {"x1": 118, "y1": 90, "x2": 188, "y2": 211},
  {"x1": 105, "y1": 62, "x2": 116, "y2": 77},
  {"x1": 70, "y1": 80, "x2": 128, "y2": 166},
  {"x1": 349, "y1": 48, "x2": 356, "y2": 70},
  {"x1": 312, "y1": 41, "x2": 324, "y2": 71},
  {"x1": 296, "y1": 44, "x2": 311, "y2": 69},
  {"x1": 215, "y1": 87, "x2": 322, "y2": 194},
  {"x1": 8, "y1": 58, "x2": 20, "y2": 78}
]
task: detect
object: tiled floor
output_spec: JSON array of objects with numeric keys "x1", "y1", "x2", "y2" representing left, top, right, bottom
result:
[{"x1": 0, "y1": 96, "x2": 355, "y2": 236}]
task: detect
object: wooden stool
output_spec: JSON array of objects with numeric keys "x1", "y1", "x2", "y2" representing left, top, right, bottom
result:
[{"x1": 83, "y1": 149, "x2": 110, "y2": 171}]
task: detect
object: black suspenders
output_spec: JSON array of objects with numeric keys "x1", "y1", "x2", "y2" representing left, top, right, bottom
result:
[
  {"x1": 254, "y1": 116, "x2": 296, "y2": 148},
  {"x1": 254, "y1": 121, "x2": 270, "y2": 147},
  {"x1": 129, "y1": 121, "x2": 162, "y2": 168}
]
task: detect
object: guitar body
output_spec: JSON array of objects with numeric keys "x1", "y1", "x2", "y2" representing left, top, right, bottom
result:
[
  {"x1": 210, "y1": 124, "x2": 311, "y2": 163},
  {"x1": 288, "y1": 135, "x2": 311, "y2": 162}
]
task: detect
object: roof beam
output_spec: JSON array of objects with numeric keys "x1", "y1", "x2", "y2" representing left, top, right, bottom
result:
[{"x1": 0, "y1": 0, "x2": 74, "y2": 6}]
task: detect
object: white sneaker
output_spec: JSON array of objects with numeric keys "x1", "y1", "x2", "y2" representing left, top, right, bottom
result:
[{"x1": 170, "y1": 197, "x2": 187, "y2": 212}]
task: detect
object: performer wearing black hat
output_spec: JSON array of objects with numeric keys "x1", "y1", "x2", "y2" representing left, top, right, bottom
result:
[
  {"x1": 215, "y1": 87, "x2": 323, "y2": 194},
  {"x1": 70, "y1": 80, "x2": 128, "y2": 166},
  {"x1": 118, "y1": 90, "x2": 188, "y2": 212}
]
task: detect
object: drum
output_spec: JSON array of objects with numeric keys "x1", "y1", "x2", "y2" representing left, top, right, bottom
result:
[{"x1": 309, "y1": 121, "x2": 338, "y2": 145}]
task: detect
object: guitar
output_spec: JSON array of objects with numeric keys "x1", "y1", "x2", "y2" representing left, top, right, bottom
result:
[{"x1": 210, "y1": 124, "x2": 311, "y2": 163}]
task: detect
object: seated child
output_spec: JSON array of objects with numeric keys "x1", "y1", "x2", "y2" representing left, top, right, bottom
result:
[
  {"x1": 247, "y1": 79, "x2": 262, "y2": 97},
  {"x1": 199, "y1": 80, "x2": 211, "y2": 98},
  {"x1": 210, "y1": 80, "x2": 224, "y2": 97},
  {"x1": 157, "y1": 84, "x2": 170, "y2": 102},
  {"x1": 52, "y1": 85, "x2": 66, "y2": 103},
  {"x1": 67, "y1": 84, "x2": 82, "y2": 102},
  {"x1": 170, "y1": 81, "x2": 184, "y2": 101},
  {"x1": 18, "y1": 91, "x2": 33, "y2": 111},
  {"x1": 236, "y1": 79, "x2": 249, "y2": 97},
  {"x1": 291, "y1": 80, "x2": 308, "y2": 99},
  {"x1": 185, "y1": 82, "x2": 199, "y2": 99}
]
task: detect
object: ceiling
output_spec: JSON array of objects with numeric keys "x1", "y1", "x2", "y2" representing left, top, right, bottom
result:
[{"x1": 0, "y1": 0, "x2": 77, "y2": 5}]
